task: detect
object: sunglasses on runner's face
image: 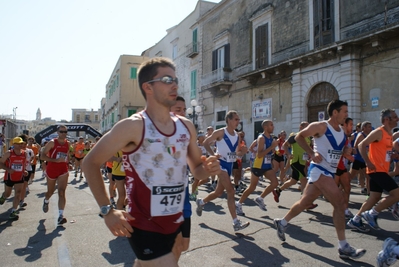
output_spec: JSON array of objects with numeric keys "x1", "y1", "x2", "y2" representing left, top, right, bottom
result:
[
  {"x1": 59, "y1": 131, "x2": 68, "y2": 134},
  {"x1": 147, "y1": 75, "x2": 178, "y2": 85}
]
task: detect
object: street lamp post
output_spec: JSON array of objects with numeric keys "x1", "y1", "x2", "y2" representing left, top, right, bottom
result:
[
  {"x1": 13, "y1": 107, "x2": 18, "y2": 121},
  {"x1": 186, "y1": 99, "x2": 202, "y2": 129}
]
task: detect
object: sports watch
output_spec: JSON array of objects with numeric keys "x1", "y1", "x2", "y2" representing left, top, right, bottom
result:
[{"x1": 99, "y1": 205, "x2": 113, "y2": 218}]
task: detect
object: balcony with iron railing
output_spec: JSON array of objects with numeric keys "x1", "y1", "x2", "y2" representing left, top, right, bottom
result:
[
  {"x1": 185, "y1": 41, "x2": 200, "y2": 58},
  {"x1": 201, "y1": 68, "x2": 233, "y2": 96}
]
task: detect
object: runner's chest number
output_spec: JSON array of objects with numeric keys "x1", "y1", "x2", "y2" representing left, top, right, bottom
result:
[{"x1": 151, "y1": 184, "x2": 185, "y2": 216}]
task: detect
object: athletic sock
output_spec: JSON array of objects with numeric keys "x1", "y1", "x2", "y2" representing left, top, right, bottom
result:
[
  {"x1": 370, "y1": 208, "x2": 379, "y2": 216},
  {"x1": 353, "y1": 215, "x2": 361, "y2": 223},
  {"x1": 338, "y1": 240, "x2": 348, "y2": 250}
]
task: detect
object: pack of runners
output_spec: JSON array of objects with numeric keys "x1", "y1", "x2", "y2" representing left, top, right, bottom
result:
[{"x1": 2, "y1": 58, "x2": 399, "y2": 266}]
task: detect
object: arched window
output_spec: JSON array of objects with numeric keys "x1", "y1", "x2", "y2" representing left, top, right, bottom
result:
[{"x1": 307, "y1": 82, "x2": 338, "y2": 122}]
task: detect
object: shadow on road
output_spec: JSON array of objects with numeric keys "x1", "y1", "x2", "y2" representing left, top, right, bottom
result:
[
  {"x1": 14, "y1": 219, "x2": 64, "y2": 262},
  {"x1": 102, "y1": 236, "x2": 135, "y2": 266},
  {"x1": 197, "y1": 222, "x2": 290, "y2": 266},
  {"x1": 282, "y1": 243, "x2": 373, "y2": 267}
]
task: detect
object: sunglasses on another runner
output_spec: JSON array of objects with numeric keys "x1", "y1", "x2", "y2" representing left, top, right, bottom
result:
[
  {"x1": 146, "y1": 75, "x2": 179, "y2": 85},
  {"x1": 58, "y1": 131, "x2": 68, "y2": 134}
]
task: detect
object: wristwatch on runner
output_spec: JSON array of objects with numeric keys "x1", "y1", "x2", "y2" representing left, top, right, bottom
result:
[{"x1": 99, "y1": 205, "x2": 113, "y2": 218}]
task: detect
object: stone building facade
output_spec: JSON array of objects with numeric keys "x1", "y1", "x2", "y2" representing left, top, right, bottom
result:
[
  {"x1": 196, "y1": 0, "x2": 399, "y2": 141},
  {"x1": 101, "y1": 55, "x2": 148, "y2": 132},
  {"x1": 142, "y1": 1, "x2": 217, "y2": 130}
]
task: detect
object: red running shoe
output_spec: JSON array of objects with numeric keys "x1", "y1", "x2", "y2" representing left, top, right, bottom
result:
[{"x1": 272, "y1": 189, "x2": 280, "y2": 203}]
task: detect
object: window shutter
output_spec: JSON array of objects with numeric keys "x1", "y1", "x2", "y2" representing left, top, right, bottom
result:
[
  {"x1": 191, "y1": 70, "x2": 197, "y2": 98},
  {"x1": 130, "y1": 67, "x2": 137, "y2": 79},
  {"x1": 128, "y1": 109, "x2": 136, "y2": 117},
  {"x1": 255, "y1": 26, "x2": 261, "y2": 68},
  {"x1": 193, "y1": 29, "x2": 198, "y2": 52},
  {"x1": 224, "y1": 44, "x2": 230, "y2": 68},
  {"x1": 212, "y1": 50, "x2": 217, "y2": 71},
  {"x1": 314, "y1": 0, "x2": 321, "y2": 48},
  {"x1": 255, "y1": 24, "x2": 268, "y2": 69}
]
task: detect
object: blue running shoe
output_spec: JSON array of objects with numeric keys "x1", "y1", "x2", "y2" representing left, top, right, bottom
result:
[
  {"x1": 362, "y1": 210, "x2": 380, "y2": 230},
  {"x1": 347, "y1": 218, "x2": 369, "y2": 232},
  {"x1": 377, "y1": 238, "x2": 398, "y2": 267},
  {"x1": 338, "y1": 243, "x2": 366, "y2": 260}
]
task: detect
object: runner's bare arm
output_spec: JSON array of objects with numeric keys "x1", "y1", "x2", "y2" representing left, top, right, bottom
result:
[
  {"x1": 184, "y1": 118, "x2": 221, "y2": 180},
  {"x1": 358, "y1": 128, "x2": 382, "y2": 171},
  {"x1": 0, "y1": 151, "x2": 12, "y2": 172},
  {"x1": 296, "y1": 122, "x2": 326, "y2": 163},
  {"x1": 40, "y1": 141, "x2": 60, "y2": 163},
  {"x1": 203, "y1": 128, "x2": 224, "y2": 156},
  {"x1": 83, "y1": 116, "x2": 141, "y2": 237}
]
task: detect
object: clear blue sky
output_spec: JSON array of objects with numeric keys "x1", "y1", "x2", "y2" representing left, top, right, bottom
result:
[{"x1": 0, "y1": 0, "x2": 220, "y2": 121}]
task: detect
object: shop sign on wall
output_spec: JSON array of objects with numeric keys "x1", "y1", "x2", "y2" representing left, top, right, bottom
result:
[
  {"x1": 371, "y1": 97, "x2": 379, "y2": 108},
  {"x1": 318, "y1": 111, "x2": 325, "y2": 121},
  {"x1": 252, "y1": 98, "x2": 272, "y2": 119}
]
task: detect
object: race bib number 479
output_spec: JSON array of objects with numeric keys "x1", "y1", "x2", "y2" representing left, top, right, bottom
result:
[{"x1": 151, "y1": 184, "x2": 185, "y2": 216}]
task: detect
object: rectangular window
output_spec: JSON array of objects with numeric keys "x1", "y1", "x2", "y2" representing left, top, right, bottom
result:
[
  {"x1": 314, "y1": 0, "x2": 334, "y2": 48},
  {"x1": 190, "y1": 70, "x2": 197, "y2": 99},
  {"x1": 128, "y1": 109, "x2": 137, "y2": 117},
  {"x1": 95, "y1": 115, "x2": 98, "y2": 122},
  {"x1": 212, "y1": 44, "x2": 230, "y2": 71},
  {"x1": 192, "y1": 28, "x2": 198, "y2": 52},
  {"x1": 111, "y1": 112, "x2": 115, "y2": 125},
  {"x1": 76, "y1": 114, "x2": 80, "y2": 123},
  {"x1": 216, "y1": 111, "x2": 226, "y2": 122},
  {"x1": 85, "y1": 114, "x2": 90, "y2": 122},
  {"x1": 172, "y1": 44, "x2": 178, "y2": 59},
  {"x1": 130, "y1": 67, "x2": 137, "y2": 79},
  {"x1": 255, "y1": 24, "x2": 268, "y2": 69}
]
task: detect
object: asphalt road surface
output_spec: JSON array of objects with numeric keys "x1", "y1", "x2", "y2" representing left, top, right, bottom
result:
[{"x1": 1, "y1": 168, "x2": 398, "y2": 266}]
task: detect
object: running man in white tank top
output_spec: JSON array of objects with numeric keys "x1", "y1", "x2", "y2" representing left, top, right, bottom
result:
[
  {"x1": 195, "y1": 110, "x2": 250, "y2": 231},
  {"x1": 83, "y1": 58, "x2": 221, "y2": 267},
  {"x1": 274, "y1": 100, "x2": 366, "y2": 261}
]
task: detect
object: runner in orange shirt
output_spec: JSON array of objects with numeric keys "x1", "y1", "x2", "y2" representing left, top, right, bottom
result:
[
  {"x1": 347, "y1": 108, "x2": 399, "y2": 231},
  {"x1": 74, "y1": 137, "x2": 85, "y2": 179},
  {"x1": 27, "y1": 137, "x2": 40, "y2": 184}
]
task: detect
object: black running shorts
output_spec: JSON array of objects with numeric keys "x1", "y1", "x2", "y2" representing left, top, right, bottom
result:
[
  {"x1": 127, "y1": 227, "x2": 179, "y2": 261},
  {"x1": 369, "y1": 172, "x2": 398, "y2": 193}
]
